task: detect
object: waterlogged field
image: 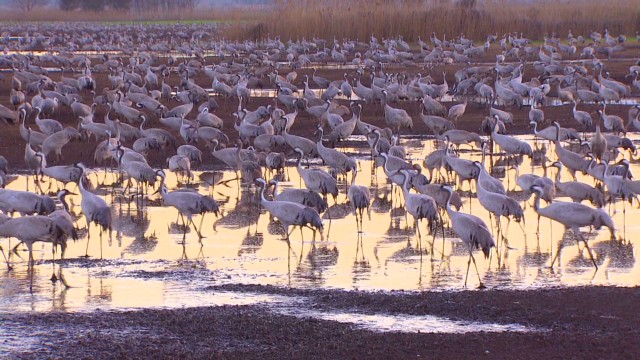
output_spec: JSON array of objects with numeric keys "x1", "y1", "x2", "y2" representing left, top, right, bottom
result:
[{"x1": 1, "y1": 135, "x2": 639, "y2": 316}]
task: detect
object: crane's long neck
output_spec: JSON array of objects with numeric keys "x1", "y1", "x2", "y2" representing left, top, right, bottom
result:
[
  {"x1": 316, "y1": 127, "x2": 324, "y2": 147},
  {"x1": 296, "y1": 151, "x2": 304, "y2": 171},
  {"x1": 345, "y1": 163, "x2": 356, "y2": 188},
  {"x1": 400, "y1": 172, "x2": 410, "y2": 198},
  {"x1": 532, "y1": 190, "x2": 542, "y2": 212},
  {"x1": 60, "y1": 194, "x2": 70, "y2": 213},
  {"x1": 259, "y1": 184, "x2": 270, "y2": 207},
  {"x1": 372, "y1": 131, "x2": 381, "y2": 156},
  {"x1": 551, "y1": 163, "x2": 561, "y2": 183},
  {"x1": 444, "y1": 187, "x2": 453, "y2": 215}
]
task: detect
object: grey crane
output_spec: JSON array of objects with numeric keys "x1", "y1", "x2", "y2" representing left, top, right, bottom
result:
[
  {"x1": 316, "y1": 127, "x2": 357, "y2": 180},
  {"x1": 34, "y1": 107, "x2": 63, "y2": 135},
  {"x1": 438, "y1": 129, "x2": 483, "y2": 149},
  {"x1": 328, "y1": 104, "x2": 360, "y2": 145},
  {"x1": 531, "y1": 185, "x2": 615, "y2": 269},
  {"x1": 0, "y1": 215, "x2": 65, "y2": 270},
  {"x1": 590, "y1": 119, "x2": 608, "y2": 161},
  {"x1": 528, "y1": 103, "x2": 544, "y2": 125},
  {"x1": 448, "y1": 99, "x2": 468, "y2": 122},
  {"x1": 491, "y1": 120, "x2": 533, "y2": 157},
  {"x1": 347, "y1": 170, "x2": 371, "y2": 233},
  {"x1": 0, "y1": 188, "x2": 56, "y2": 217},
  {"x1": 531, "y1": 121, "x2": 580, "y2": 142},
  {"x1": 442, "y1": 185, "x2": 495, "y2": 288},
  {"x1": 443, "y1": 143, "x2": 479, "y2": 191},
  {"x1": 382, "y1": 90, "x2": 413, "y2": 135},
  {"x1": 571, "y1": 100, "x2": 592, "y2": 129},
  {"x1": 419, "y1": 110, "x2": 454, "y2": 137},
  {"x1": 36, "y1": 153, "x2": 82, "y2": 191},
  {"x1": 294, "y1": 148, "x2": 338, "y2": 202},
  {"x1": 269, "y1": 179, "x2": 327, "y2": 215},
  {"x1": 76, "y1": 164, "x2": 112, "y2": 258},
  {"x1": 476, "y1": 175, "x2": 524, "y2": 247},
  {"x1": 282, "y1": 128, "x2": 318, "y2": 158},
  {"x1": 168, "y1": 154, "x2": 193, "y2": 183},
  {"x1": 550, "y1": 162, "x2": 605, "y2": 207},
  {"x1": 25, "y1": 128, "x2": 45, "y2": 181},
  {"x1": 177, "y1": 145, "x2": 202, "y2": 164},
  {"x1": 20, "y1": 109, "x2": 46, "y2": 147},
  {"x1": 156, "y1": 170, "x2": 219, "y2": 239},
  {"x1": 597, "y1": 104, "x2": 626, "y2": 134},
  {"x1": 396, "y1": 170, "x2": 438, "y2": 249},
  {"x1": 474, "y1": 156, "x2": 506, "y2": 195},
  {"x1": 255, "y1": 178, "x2": 323, "y2": 241},
  {"x1": 553, "y1": 122, "x2": 590, "y2": 180},
  {"x1": 41, "y1": 127, "x2": 81, "y2": 162}
]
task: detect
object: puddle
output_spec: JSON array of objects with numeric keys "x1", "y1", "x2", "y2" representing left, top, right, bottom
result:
[
  {"x1": 275, "y1": 307, "x2": 537, "y2": 333},
  {"x1": 0, "y1": 135, "x2": 639, "y2": 315}
]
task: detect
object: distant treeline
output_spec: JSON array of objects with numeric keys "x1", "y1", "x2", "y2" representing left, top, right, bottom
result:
[{"x1": 57, "y1": 0, "x2": 200, "y2": 11}]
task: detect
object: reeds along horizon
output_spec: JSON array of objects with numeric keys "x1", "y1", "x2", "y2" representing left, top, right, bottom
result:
[
  {"x1": 0, "y1": 0, "x2": 637, "y2": 43},
  {"x1": 224, "y1": 0, "x2": 640, "y2": 42}
]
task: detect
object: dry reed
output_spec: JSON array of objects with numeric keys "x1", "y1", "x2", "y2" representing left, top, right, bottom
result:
[
  {"x1": 0, "y1": 0, "x2": 637, "y2": 43},
  {"x1": 222, "y1": 0, "x2": 640, "y2": 42}
]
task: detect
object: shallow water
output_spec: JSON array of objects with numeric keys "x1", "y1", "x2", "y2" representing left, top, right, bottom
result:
[{"x1": 1, "y1": 134, "x2": 639, "y2": 324}]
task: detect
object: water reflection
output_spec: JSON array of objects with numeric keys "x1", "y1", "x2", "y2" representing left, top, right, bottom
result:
[{"x1": 0, "y1": 134, "x2": 639, "y2": 313}]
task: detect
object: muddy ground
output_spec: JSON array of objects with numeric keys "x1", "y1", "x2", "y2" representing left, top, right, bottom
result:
[{"x1": 2, "y1": 285, "x2": 639, "y2": 359}]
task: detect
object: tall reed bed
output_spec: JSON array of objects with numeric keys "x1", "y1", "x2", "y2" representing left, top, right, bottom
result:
[
  {"x1": 222, "y1": 0, "x2": 640, "y2": 42},
  {"x1": 0, "y1": 0, "x2": 637, "y2": 43}
]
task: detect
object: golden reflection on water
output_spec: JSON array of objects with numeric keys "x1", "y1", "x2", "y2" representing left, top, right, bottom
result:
[{"x1": 1, "y1": 135, "x2": 639, "y2": 312}]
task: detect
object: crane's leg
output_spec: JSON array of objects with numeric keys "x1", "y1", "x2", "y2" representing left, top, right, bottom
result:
[
  {"x1": 549, "y1": 234, "x2": 565, "y2": 268},
  {"x1": 464, "y1": 254, "x2": 472, "y2": 287},
  {"x1": 84, "y1": 223, "x2": 91, "y2": 258},
  {"x1": 576, "y1": 231, "x2": 598, "y2": 270},
  {"x1": 27, "y1": 242, "x2": 34, "y2": 270},
  {"x1": 190, "y1": 216, "x2": 204, "y2": 239},
  {"x1": 470, "y1": 250, "x2": 484, "y2": 288},
  {"x1": 99, "y1": 228, "x2": 103, "y2": 260},
  {"x1": 50, "y1": 245, "x2": 57, "y2": 282},
  {"x1": 415, "y1": 218, "x2": 421, "y2": 251},
  {"x1": 0, "y1": 246, "x2": 12, "y2": 270},
  {"x1": 197, "y1": 214, "x2": 206, "y2": 238}
]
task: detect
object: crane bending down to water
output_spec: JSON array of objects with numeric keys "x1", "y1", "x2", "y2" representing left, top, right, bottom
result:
[
  {"x1": 530, "y1": 185, "x2": 615, "y2": 269},
  {"x1": 156, "y1": 170, "x2": 219, "y2": 239},
  {"x1": 0, "y1": 215, "x2": 65, "y2": 270},
  {"x1": 442, "y1": 185, "x2": 495, "y2": 288},
  {"x1": 255, "y1": 178, "x2": 323, "y2": 241}
]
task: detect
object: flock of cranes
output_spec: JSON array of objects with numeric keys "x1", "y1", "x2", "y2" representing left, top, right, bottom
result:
[{"x1": 0, "y1": 22, "x2": 639, "y2": 287}]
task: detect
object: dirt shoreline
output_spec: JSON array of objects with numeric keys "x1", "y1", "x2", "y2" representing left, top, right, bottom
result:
[{"x1": 2, "y1": 285, "x2": 638, "y2": 359}]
